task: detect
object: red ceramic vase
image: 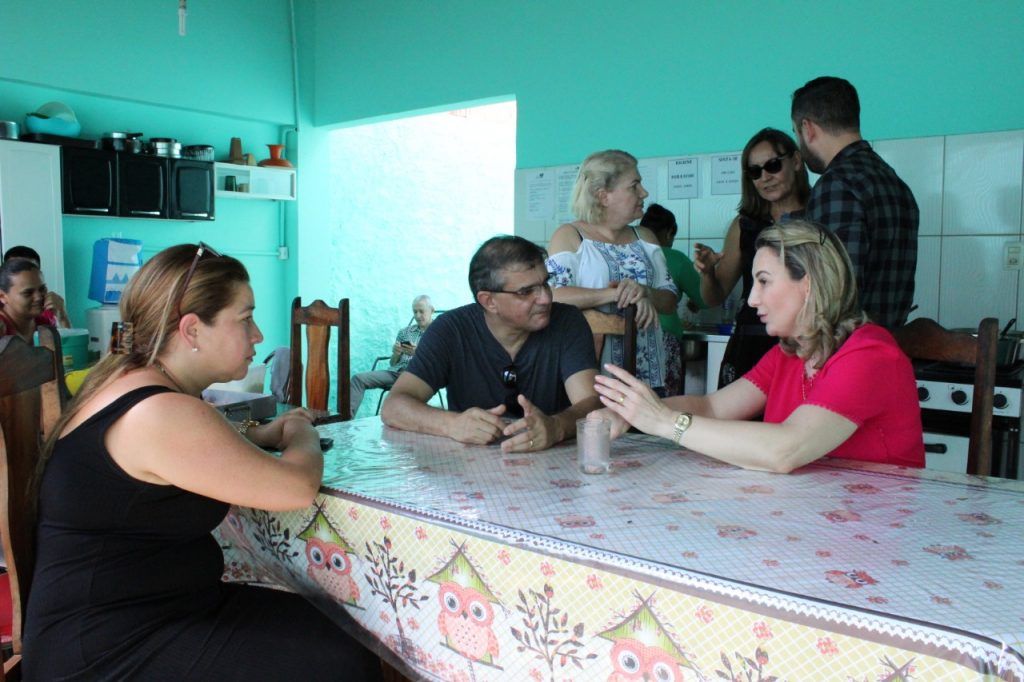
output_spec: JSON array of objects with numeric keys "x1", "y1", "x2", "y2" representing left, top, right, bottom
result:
[{"x1": 258, "y1": 144, "x2": 293, "y2": 168}]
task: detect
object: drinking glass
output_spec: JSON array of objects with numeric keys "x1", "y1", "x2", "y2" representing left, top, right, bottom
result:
[{"x1": 577, "y1": 417, "x2": 611, "y2": 474}]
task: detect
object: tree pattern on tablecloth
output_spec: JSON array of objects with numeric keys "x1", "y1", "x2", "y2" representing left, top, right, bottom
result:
[
  {"x1": 364, "y1": 533, "x2": 430, "y2": 657},
  {"x1": 510, "y1": 582, "x2": 597, "y2": 681}
]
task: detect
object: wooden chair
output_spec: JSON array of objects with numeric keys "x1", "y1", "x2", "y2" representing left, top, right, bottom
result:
[
  {"x1": 0, "y1": 333, "x2": 64, "y2": 680},
  {"x1": 583, "y1": 304, "x2": 638, "y2": 376},
  {"x1": 287, "y1": 297, "x2": 350, "y2": 422},
  {"x1": 893, "y1": 317, "x2": 998, "y2": 476}
]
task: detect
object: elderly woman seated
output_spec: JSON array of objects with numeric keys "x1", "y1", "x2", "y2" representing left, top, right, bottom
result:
[{"x1": 592, "y1": 220, "x2": 924, "y2": 473}]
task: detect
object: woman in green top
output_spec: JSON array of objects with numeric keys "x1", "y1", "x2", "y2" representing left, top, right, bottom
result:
[{"x1": 639, "y1": 204, "x2": 704, "y2": 395}]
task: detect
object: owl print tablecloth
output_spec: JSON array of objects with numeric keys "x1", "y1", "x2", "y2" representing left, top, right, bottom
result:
[{"x1": 217, "y1": 418, "x2": 1024, "y2": 681}]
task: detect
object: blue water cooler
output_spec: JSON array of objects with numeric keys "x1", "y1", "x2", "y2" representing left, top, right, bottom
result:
[{"x1": 85, "y1": 238, "x2": 142, "y2": 359}]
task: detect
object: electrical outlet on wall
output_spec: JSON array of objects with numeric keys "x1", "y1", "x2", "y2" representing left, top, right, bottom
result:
[{"x1": 1004, "y1": 242, "x2": 1023, "y2": 270}]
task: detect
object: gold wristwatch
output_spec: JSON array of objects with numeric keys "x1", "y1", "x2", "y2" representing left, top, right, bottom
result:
[{"x1": 672, "y1": 412, "x2": 693, "y2": 445}]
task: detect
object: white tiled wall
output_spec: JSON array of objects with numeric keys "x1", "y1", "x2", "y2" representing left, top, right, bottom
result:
[{"x1": 516, "y1": 130, "x2": 1024, "y2": 331}]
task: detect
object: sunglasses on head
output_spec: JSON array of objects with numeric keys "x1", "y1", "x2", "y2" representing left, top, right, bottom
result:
[
  {"x1": 175, "y1": 242, "x2": 223, "y2": 318},
  {"x1": 746, "y1": 151, "x2": 792, "y2": 180}
]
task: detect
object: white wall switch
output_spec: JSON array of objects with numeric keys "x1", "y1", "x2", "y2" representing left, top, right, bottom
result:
[{"x1": 1004, "y1": 242, "x2": 1023, "y2": 270}]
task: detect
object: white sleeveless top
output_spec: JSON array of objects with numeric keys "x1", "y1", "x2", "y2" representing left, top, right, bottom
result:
[{"x1": 546, "y1": 229, "x2": 677, "y2": 388}]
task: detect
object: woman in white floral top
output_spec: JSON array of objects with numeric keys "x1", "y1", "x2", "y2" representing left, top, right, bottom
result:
[{"x1": 546, "y1": 149, "x2": 678, "y2": 393}]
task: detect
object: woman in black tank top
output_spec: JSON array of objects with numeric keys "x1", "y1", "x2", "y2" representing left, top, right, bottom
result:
[{"x1": 23, "y1": 245, "x2": 380, "y2": 680}]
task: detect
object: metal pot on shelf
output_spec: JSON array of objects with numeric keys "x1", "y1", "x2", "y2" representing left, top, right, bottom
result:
[
  {"x1": 997, "y1": 319, "x2": 1021, "y2": 367},
  {"x1": 951, "y1": 319, "x2": 1022, "y2": 367},
  {"x1": 100, "y1": 131, "x2": 144, "y2": 153},
  {"x1": 147, "y1": 137, "x2": 181, "y2": 158},
  {"x1": 0, "y1": 121, "x2": 19, "y2": 140}
]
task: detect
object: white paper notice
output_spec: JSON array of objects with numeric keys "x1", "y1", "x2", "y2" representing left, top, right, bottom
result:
[
  {"x1": 555, "y1": 165, "x2": 580, "y2": 224},
  {"x1": 526, "y1": 170, "x2": 555, "y2": 221},
  {"x1": 711, "y1": 154, "x2": 741, "y2": 195},
  {"x1": 667, "y1": 157, "x2": 699, "y2": 200}
]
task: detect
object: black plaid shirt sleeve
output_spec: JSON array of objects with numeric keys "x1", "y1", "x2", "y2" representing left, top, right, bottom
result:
[
  {"x1": 806, "y1": 173, "x2": 868, "y2": 280},
  {"x1": 805, "y1": 141, "x2": 919, "y2": 329}
]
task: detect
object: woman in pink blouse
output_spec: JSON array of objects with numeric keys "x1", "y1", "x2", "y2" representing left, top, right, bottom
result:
[{"x1": 593, "y1": 220, "x2": 924, "y2": 472}]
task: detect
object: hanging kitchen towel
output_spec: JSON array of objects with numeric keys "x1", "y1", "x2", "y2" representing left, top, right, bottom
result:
[{"x1": 264, "y1": 346, "x2": 291, "y2": 403}]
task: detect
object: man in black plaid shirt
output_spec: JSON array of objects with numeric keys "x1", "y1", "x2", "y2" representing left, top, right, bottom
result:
[{"x1": 791, "y1": 76, "x2": 919, "y2": 329}]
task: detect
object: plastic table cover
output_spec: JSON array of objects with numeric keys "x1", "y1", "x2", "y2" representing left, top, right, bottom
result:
[{"x1": 217, "y1": 418, "x2": 1024, "y2": 681}]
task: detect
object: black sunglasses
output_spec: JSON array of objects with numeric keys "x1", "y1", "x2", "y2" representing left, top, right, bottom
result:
[
  {"x1": 501, "y1": 364, "x2": 523, "y2": 418},
  {"x1": 175, "y1": 242, "x2": 222, "y2": 318},
  {"x1": 746, "y1": 151, "x2": 792, "y2": 180}
]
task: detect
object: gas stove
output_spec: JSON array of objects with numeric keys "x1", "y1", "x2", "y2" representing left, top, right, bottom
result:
[
  {"x1": 913, "y1": 360, "x2": 1022, "y2": 479},
  {"x1": 913, "y1": 360, "x2": 1023, "y2": 416}
]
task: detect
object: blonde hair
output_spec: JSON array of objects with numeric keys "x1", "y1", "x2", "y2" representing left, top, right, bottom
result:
[
  {"x1": 41, "y1": 244, "x2": 249, "y2": 466},
  {"x1": 570, "y1": 149, "x2": 638, "y2": 224},
  {"x1": 754, "y1": 220, "x2": 866, "y2": 366}
]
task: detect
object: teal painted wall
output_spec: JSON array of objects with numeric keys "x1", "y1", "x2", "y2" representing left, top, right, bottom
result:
[
  {"x1": 1, "y1": 0, "x2": 299, "y2": 357},
  {"x1": 309, "y1": 0, "x2": 1023, "y2": 168}
]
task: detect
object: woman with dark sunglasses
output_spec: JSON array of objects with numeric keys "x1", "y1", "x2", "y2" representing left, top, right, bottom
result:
[
  {"x1": 24, "y1": 245, "x2": 381, "y2": 680},
  {"x1": 693, "y1": 128, "x2": 811, "y2": 387}
]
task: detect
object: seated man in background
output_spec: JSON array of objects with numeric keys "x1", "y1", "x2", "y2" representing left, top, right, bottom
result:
[
  {"x1": 2, "y1": 245, "x2": 72, "y2": 328},
  {"x1": 382, "y1": 235, "x2": 600, "y2": 452},
  {"x1": 349, "y1": 294, "x2": 434, "y2": 418}
]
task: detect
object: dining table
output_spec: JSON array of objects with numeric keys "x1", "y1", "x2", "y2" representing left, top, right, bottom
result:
[{"x1": 215, "y1": 417, "x2": 1024, "y2": 681}]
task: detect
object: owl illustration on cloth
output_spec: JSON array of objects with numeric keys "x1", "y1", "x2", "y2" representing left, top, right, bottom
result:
[
  {"x1": 607, "y1": 638, "x2": 689, "y2": 681},
  {"x1": 599, "y1": 592, "x2": 697, "y2": 682},
  {"x1": 427, "y1": 541, "x2": 503, "y2": 666},
  {"x1": 825, "y1": 569, "x2": 878, "y2": 588},
  {"x1": 297, "y1": 506, "x2": 360, "y2": 606},
  {"x1": 436, "y1": 583, "x2": 499, "y2": 663}
]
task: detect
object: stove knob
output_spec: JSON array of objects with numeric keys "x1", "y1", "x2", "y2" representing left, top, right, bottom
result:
[
  {"x1": 917, "y1": 386, "x2": 930, "y2": 401},
  {"x1": 994, "y1": 393, "x2": 1008, "y2": 409},
  {"x1": 951, "y1": 389, "x2": 968, "y2": 406}
]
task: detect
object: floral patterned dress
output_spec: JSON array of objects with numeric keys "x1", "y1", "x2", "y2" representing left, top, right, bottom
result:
[{"x1": 547, "y1": 230, "x2": 678, "y2": 389}]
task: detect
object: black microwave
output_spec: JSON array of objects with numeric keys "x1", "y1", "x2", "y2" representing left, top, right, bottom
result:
[{"x1": 62, "y1": 148, "x2": 214, "y2": 221}]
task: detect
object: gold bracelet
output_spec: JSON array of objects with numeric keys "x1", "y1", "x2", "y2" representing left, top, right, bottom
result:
[{"x1": 235, "y1": 419, "x2": 260, "y2": 435}]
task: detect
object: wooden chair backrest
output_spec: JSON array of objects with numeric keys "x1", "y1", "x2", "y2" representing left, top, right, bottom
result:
[
  {"x1": 0, "y1": 333, "x2": 62, "y2": 664},
  {"x1": 582, "y1": 305, "x2": 638, "y2": 376},
  {"x1": 893, "y1": 317, "x2": 998, "y2": 476},
  {"x1": 287, "y1": 297, "x2": 350, "y2": 420}
]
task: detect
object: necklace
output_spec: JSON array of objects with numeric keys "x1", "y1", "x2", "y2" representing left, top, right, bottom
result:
[
  {"x1": 801, "y1": 369, "x2": 817, "y2": 401},
  {"x1": 154, "y1": 360, "x2": 189, "y2": 395}
]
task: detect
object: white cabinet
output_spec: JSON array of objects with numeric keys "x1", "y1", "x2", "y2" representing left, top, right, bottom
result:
[
  {"x1": 0, "y1": 140, "x2": 64, "y2": 293},
  {"x1": 214, "y1": 162, "x2": 296, "y2": 201}
]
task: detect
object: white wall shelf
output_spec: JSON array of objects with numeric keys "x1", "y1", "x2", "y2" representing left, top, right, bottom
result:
[{"x1": 215, "y1": 162, "x2": 296, "y2": 201}]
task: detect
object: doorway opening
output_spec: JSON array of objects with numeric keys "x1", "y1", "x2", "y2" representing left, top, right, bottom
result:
[{"x1": 327, "y1": 100, "x2": 517, "y2": 417}]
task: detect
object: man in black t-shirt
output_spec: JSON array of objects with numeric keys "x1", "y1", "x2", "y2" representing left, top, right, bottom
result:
[{"x1": 382, "y1": 236, "x2": 600, "y2": 452}]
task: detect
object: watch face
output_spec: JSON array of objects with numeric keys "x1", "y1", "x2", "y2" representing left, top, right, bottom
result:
[{"x1": 676, "y1": 413, "x2": 692, "y2": 428}]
